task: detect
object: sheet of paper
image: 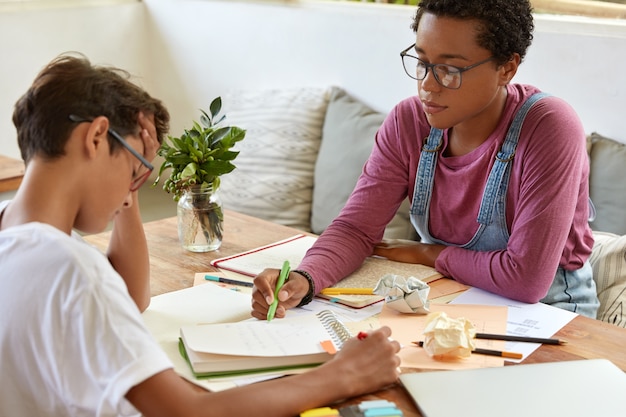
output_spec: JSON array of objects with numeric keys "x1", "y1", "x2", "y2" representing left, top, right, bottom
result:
[
  {"x1": 427, "y1": 278, "x2": 469, "y2": 300},
  {"x1": 193, "y1": 271, "x2": 382, "y2": 323},
  {"x1": 143, "y1": 284, "x2": 253, "y2": 391},
  {"x1": 295, "y1": 298, "x2": 383, "y2": 323},
  {"x1": 379, "y1": 303, "x2": 508, "y2": 370},
  {"x1": 450, "y1": 287, "x2": 578, "y2": 362}
]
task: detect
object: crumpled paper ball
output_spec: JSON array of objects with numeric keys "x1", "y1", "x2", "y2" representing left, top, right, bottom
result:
[
  {"x1": 422, "y1": 311, "x2": 477, "y2": 358},
  {"x1": 373, "y1": 274, "x2": 430, "y2": 314}
]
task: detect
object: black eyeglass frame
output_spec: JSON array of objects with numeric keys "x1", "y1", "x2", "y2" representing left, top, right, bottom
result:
[
  {"x1": 69, "y1": 114, "x2": 153, "y2": 191},
  {"x1": 400, "y1": 43, "x2": 495, "y2": 90}
]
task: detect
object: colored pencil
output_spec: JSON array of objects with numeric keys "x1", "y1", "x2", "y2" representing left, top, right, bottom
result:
[
  {"x1": 475, "y1": 333, "x2": 566, "y2": 345},
  {"x1": 204, "y1": 275, "x2": 253, "y2": 287},
  {"x1": 411, "y1": 341, "x2": 523, "y2": 360},
  {"x1": 472, "y1": 347, "x2": 523, "y2": 360}
]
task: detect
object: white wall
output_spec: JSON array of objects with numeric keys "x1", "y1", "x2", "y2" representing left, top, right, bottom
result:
[
  {"x1": 519, "y1": 14, "x2": 626, "y2": 142},
  {"x1": 142, "y1": 0, "x2": 415, "y2": 139},
  {"x1": 1, "y1": 0, "x2": 625, "y2": 163},
  {"x1": 0, "y1": 1, "x2": 147, "y2": 159},
  {"x1": 143, "y1": 0, "x2": 626, "y2": 144}
]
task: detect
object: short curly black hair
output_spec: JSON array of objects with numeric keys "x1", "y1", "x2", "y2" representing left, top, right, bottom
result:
[{"x1": 411, "y1": 0, "x2": 534, "y2": 65}]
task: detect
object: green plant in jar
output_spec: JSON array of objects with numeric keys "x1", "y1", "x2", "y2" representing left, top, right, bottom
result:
[{"x1": 153, "y1": 97, "x2": 245, "y2": 250}]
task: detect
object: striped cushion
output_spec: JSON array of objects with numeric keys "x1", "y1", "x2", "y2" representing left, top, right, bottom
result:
[
  {"x1": 219, "y1": 87, "x2": 331, "y2": 231},
  {"x1": 589, "y1": 231, "x2": 626, "y2": 327}
]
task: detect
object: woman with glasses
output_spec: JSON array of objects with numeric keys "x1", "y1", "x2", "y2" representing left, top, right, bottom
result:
[{"x1": 252, "y1": 0, "x2": 599, "y2": 320}]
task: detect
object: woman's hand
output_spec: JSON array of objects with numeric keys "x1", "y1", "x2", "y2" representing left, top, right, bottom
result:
[
  {"x1": 373, "y1": 239, "x2": 446, "y2": 267},
  {"x1": 251, "y1": 269, "x2": 311, "y2": 320}
]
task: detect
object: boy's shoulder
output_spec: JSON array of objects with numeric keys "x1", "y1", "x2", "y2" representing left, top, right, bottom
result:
[{"x1": 1, "y1": 220, "x2": 109, "y2": 288}]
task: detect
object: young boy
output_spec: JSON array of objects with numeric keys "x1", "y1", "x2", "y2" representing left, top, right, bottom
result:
[{"x1": 0, "y1": 54, "x2": 400, "y2": 417}]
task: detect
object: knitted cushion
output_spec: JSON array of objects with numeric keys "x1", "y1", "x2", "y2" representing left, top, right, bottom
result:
[
  {"x1": 588, "y1": 231, "x2": 626, "y2": 327},
  {"x1": 219, "y1": 87, "x2": 331, "y2": 231}
]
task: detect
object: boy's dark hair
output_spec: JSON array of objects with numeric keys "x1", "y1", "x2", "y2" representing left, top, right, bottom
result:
[
  {"x1": 412, "y1": 0, "x2": 534, "y2": 65},
  {"x1": 12, "y1": 53, "x2": 170, "y2": 162}
]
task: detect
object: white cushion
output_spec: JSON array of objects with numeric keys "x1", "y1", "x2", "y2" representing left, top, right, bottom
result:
[
  {"x1": 219, "y1": 87, "x2": 331, "y2": 231},
  {"x1": 588, "y1": 231, "x2": 626, "y2": 327}
]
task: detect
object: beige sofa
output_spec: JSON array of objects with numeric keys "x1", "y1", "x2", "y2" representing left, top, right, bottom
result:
[{"x1": 218, "y1": 86, "x2": 626, "y2": 328}]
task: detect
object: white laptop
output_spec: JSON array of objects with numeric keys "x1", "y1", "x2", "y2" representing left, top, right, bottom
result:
[{"x1": 400, "y1": 359, "x2": 626, "y2": 417}]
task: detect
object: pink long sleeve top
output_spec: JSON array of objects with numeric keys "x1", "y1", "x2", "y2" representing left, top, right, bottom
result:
[{"x1": 298, "y1": 84, "x2": 593, "y2": 304}]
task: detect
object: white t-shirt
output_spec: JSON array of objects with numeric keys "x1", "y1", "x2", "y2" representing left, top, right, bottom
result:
[{"x1": 0, "y1": 201, "x2": 173, "y2": 417}]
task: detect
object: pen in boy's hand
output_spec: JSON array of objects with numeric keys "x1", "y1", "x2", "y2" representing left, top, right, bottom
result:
[{"x1": 267, "y1": 260, "x2": 290, "y2": 322}]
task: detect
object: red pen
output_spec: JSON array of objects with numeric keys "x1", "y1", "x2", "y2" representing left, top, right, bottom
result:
[{"x1": 357, "y1": 331, "x2": 368, "y2": 340}]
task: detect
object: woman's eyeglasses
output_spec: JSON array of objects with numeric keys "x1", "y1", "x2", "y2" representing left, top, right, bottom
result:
[{"x1": 400, "y1": 44, "x2": 494, "y2": 90}]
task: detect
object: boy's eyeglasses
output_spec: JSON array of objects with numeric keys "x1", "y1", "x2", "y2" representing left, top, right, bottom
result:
[
  {"x1": 69, "y1": 114, "x2": 153, "y2": 191},
  {"x1": 400, "y1": 44, "x2": 494, "y2": 90}
]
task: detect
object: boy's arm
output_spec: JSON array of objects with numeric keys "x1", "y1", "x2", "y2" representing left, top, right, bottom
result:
[
  {"x1": 107, "y1": 113, "x2": 160, "y2": 311},
  {"x1": 127, "y1": 327, "x2": 401, "y2": 417},
  {"x1": 108, "y1": 196, "x2": 151, "y2": 311}
]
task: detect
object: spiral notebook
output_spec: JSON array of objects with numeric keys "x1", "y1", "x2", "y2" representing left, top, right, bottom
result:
[{"x1": 179, "y1": 310, "x2": 351, "y2": 378}]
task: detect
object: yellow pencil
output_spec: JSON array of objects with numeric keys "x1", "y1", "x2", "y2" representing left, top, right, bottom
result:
[
  {"x1": 320, "y1": 288, "x2": 375, "y2": 295},
  {"x1": 473, "y1": 348, "x2": 524, "y2": 360}
]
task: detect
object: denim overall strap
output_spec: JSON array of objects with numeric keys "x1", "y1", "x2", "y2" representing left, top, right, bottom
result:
[
  {"x1": 476, "y1": 92, "x2": 549, "y2": 225},
  {"x1": 408, "y1": 93, "x2": 599, "y2": 318},
  {"x1": 410, "y1": 92, "x2": 548, "y2": 248},
  {"x1": 412, "y1": 128, "x2": 444, "y2": 216}
]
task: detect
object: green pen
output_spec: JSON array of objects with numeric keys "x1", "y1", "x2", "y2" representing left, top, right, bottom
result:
[{"x1": 267, "y1": 260, "x2": 290, "y2": 322}]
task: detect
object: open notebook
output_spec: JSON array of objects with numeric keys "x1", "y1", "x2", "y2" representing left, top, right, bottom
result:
[
  {"x1": 179, "y1": 310, "x2": 351, "y2": 378},
  {"x1": 211, "y1": 234, "x2": 443, "y2": 308},
  {"x1": 400, "y1": 359, "x2": 626, "y2": 417}
]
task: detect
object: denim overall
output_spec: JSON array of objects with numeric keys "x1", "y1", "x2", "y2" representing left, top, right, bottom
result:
[{"x1": 410, "y1": 93, "x2": 599, "y2": 318}]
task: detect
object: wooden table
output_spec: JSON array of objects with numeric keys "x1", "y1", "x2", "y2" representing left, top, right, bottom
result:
[
  {"x1": 85, "y1": 211, "x2": 626, "y2": 417},
  {"x1": 0, "y1": 154, "x2": 25, "y2": 193}
]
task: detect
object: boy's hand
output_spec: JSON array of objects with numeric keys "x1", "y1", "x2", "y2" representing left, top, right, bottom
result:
[
  {"x1": 138, "y1": 112, "x2": 160, "y2": 163},
  {"x1": 326, "y1": 326, "x2": 401, "y2": 397}
]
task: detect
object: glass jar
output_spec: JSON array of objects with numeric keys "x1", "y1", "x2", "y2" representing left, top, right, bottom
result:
[{"x1": 177, "y1": 184, "x2": 223, "y2": 252}]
